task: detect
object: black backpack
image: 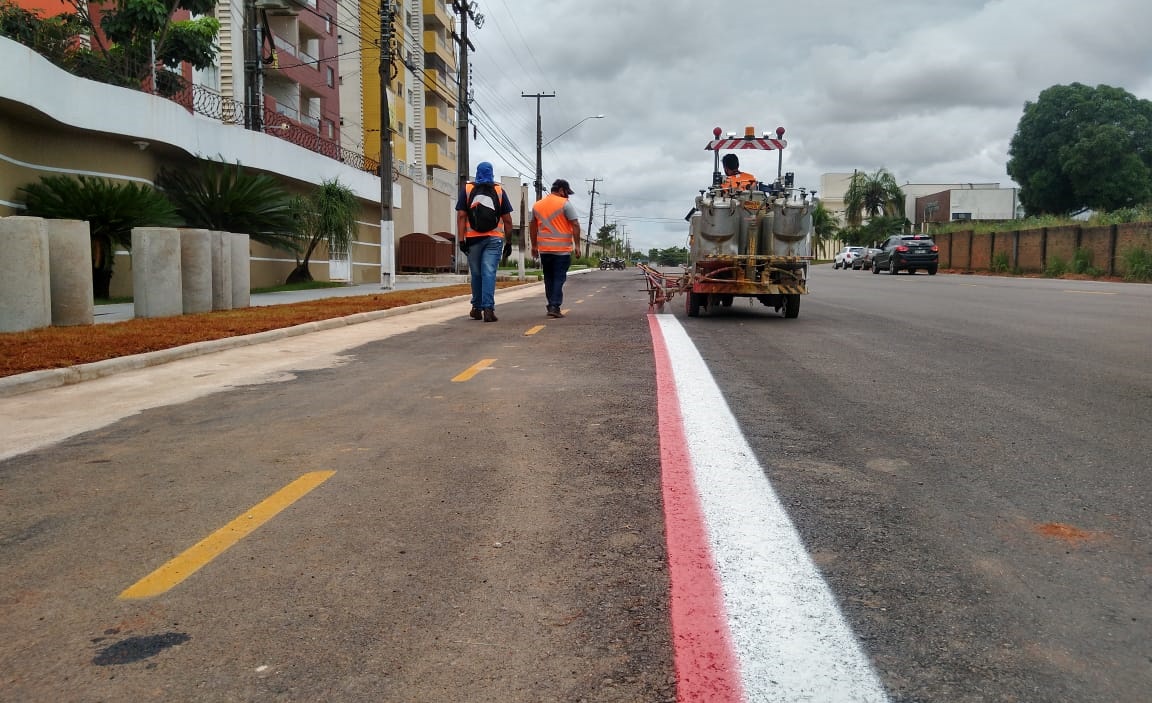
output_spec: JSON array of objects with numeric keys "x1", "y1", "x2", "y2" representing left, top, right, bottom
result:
[{"x1": 466, "y1": 183, "x2": 501, "y2": 233}]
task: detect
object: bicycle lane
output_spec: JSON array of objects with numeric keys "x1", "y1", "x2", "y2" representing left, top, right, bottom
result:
[{"x1": 649, "y1": 313, "x2": 890, "y2": 703}]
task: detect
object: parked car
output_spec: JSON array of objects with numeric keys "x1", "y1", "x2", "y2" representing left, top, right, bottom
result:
[
  {"x1": 854, "y1": 247, "x2": 882, "y2": 270},
  {"x1": 833, "y1": 246, "x2": 865, "y2": 270},
  {"x1": 872, "y1": 234, "x2": 939, "y2": 275}
]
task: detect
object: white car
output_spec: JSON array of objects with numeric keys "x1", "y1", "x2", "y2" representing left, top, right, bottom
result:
[{"x1": 833, "y1": 246, "x2": 865, "y2": 270}]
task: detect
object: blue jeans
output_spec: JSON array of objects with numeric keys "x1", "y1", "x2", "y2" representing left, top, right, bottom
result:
[
  {"x1": 540, "y1": 253, "x2": 571, "y2": 308},
  {"x1": 466, "y1": 236, "x2": 504, "y2": 310}
]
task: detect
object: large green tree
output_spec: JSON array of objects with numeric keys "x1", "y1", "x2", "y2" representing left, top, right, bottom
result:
[
  {"x1": 1007, "y1": 83, "x2": 1152, "y2": 215},
  {"x1": 64, "y1": 0, "x2": 219, "y2": 94},
  {"x1": 843, "y1": 168, "x2": 905, "y2": 227}
]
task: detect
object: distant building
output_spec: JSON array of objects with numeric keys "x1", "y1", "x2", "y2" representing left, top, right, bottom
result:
[{"x1": 913, "y1": 185, "x2": 1019, "y2": 231}]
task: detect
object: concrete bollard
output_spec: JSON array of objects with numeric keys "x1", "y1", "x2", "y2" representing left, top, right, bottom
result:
[
  {"x1": 46, "y1": 219, "x2": 95, "y2": 326},
  {"x1": 0, "y1": 216, "x2": 52, "y2": 332},
  {"x1": 179, "y1": 228, "x2": 213, "y2": 314},
  {"x1": 132, "y1": 227, "x2": 183, "y2": 318},
  {"x1": 211, "y1": 230, "x2": 233, "y2": 311},
  {"x1": 229, "y1": 232, "x2": 251, "y2": 308}
]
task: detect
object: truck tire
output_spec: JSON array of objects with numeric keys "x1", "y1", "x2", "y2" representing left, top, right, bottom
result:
[
  {"x1": 686, "y1": 291, "x2": 703, "y2": 317},
  {"x1": 783, "y1": 294, "x2": 800, "y2": 318}
]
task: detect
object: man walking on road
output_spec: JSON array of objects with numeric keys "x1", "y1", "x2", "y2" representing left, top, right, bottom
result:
[
  {"x1": 530, "y1": 179, "x2": 582, "y2": 318},
  {"x1": 457, "y1": 161, "x2": 515, "y2": 322}
]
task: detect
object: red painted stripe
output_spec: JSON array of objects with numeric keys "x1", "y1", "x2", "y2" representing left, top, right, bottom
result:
[{"x1": 648, "y1": 315, "x2": 744, "y2": 703}]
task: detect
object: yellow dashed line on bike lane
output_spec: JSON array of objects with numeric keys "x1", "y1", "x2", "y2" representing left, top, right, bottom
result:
[
  {"x1": 452, "y1": 358, "x2": 496, "y2": 382},
  {"x1": 119, "y1": 471, "x2": 336, "y2": 599}
]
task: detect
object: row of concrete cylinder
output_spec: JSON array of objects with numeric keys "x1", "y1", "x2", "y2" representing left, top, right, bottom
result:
[{"x1": 0, "y1": 216, "x2": 250, "y2": 333}]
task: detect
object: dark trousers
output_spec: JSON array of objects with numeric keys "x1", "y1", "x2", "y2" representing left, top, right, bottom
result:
[{"x1": 540, "y1": 253, "x2": 571, "y2": 308}]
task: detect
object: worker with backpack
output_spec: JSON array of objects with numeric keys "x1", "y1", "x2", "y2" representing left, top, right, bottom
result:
[{"x1": 455, "y1": 161, "x2": 514, "y2": 322}]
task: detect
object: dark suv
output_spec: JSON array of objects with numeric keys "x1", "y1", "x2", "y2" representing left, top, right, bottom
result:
[{"x1": 872, "y1": 234, "x2": 939, "y2": 275}]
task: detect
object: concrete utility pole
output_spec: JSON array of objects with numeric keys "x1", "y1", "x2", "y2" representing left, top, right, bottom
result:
[
  {"x1": 452, "y1": 1, "x2": 482, "y2": 272},
  {"x1": 584, "y1": 178, "x2": 601, "y2": 259},
  {"x1": 243, "y1": 0, "x2": 262, "y2": 131},
  {"x1": 379, "y1": 1, "x2": 397, "y2": 289},
  {"x1": 522, "y1": 92, "x2": 555, "y2": 201},
  {"x1": 453, "y1": 2, "x2": 482, "y2": 191}
]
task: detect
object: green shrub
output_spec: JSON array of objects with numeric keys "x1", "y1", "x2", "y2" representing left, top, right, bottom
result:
[
  {"x1": 1044, "y1": 256, "x2": 1069, "y2": 277},
  {"x1": 1071, "y1": 247, "x2": 1098, "y2": 275},
  {"x1": 1123, "y1": 247, "x2": 1152, "y2": 282},
  {"x1": 991, "y1": 252, "x2": 1011, "y2": 273}
]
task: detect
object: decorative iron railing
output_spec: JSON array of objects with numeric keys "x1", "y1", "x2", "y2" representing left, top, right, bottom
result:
[{"x1": 170, "y1": 84, "x2": 380, "y2": 175}]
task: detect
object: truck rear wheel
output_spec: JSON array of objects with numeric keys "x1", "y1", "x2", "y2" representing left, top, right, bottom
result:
[
  {"x1": 686, "y1": 291, "x2": 703, "y2": 317},
  {"x1": 783, "y1": 294, "x2": 800, "y2": 318}
]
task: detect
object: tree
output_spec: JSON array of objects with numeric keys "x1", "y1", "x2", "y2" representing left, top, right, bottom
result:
[
  {"x1": 1007, "y1": 83, "x2": 1152, "y2": 215},
  {"x1": 0, "y1": 0, "x2": 85, "y2": 67},
  {"x1": 810, "y1": 200, "x2": 840, "y2": 252},
  {"x1": 157, "y1": 158, "x2": 298, "y2": 251},
  {"x1": 286, "y1": 179, "x2": 359, "y2": 284},
  {"x1": 63, "y1": 0, "x2": 219, "y2": 94},
  {"x1": 19, "y1": 175, "x2": 181, "y2": 298},
  {"x1": 843, "y1": 168, "x2": 905, "y2": 227}
]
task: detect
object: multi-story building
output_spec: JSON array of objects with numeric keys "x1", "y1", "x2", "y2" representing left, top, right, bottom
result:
[{"x1": 350, "y1": 0, "x2": 457, "y2": 192}]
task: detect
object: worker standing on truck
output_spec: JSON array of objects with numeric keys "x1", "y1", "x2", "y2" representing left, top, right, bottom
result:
[
  {"x1": 530, "y1": 179, "x2": 582, "y2": 318},
  {"x1": 721, "y1": 153, "x2": 757, "y2": 191}
]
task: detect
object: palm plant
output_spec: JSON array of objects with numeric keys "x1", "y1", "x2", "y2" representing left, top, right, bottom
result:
[
  {"x1": 286, "y1": 179, "x2": 359, "y2": 284},
  {"x1": 810, "y1": 200, "x2": 840, "y2": 252},
  {"x1": 19, "y1": 175, "x2": 181, "y2": 298},
  {"x1": 843, "y1": 168, "x2": 906, "y2": 227},
  {"x1": 157, "y1": 158, "x2": 299, "y2": 251}
]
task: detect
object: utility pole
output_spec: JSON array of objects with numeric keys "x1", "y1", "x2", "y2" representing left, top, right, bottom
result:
[
  {"x1": 522, "y1": 91, "x2": 555, "y2": 201},
  {"x1": 584, "y1": 177, "x2": 601, "y2": 258},
  {"x1": 243, "y1": 0, "x2": 262, "y2": 131},
  {"x1": 452, "y1": 1, "x2": 481, "y2": 271},
  {"x1": 379, "y1": 1, "x2": 397, "y2": 289}
]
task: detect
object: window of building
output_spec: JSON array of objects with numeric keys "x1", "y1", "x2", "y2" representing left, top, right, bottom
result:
[
  {"x1": 325, "y1": 14, "x2": 332, "y2": 33},
  {"x1": 408, "y1": 127, "x2": 415, "y2": 141},
  {"x1": 326, "y1": 66, "x2": 335, "y2": 87},
  {"x1": 951, "y1": 212, "x2": 972, "y2": 221}
]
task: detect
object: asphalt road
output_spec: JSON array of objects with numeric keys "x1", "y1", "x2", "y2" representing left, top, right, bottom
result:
[
  {"x1": 1, "y1": 266, "x2": 1150, "y2": 702},
  {"x1": 681, "y1": 265, "x2": 1152, "y2": 702}
]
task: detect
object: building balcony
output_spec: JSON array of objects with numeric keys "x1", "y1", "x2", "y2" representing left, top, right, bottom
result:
[
  {"x1": 423, "y1": 29, "x2": 454, "y2": 67},
  {"x1": 425, "y1": 107, "x2": 454, "y2": 137},
  {"x1": 426, "y1": 142, "x2": 455, "y2": 170},
  {"x1": 422, "y1": 68, "x2": 455, "y2": 102},
  {"x1": 422, "y1": 0, "x2": 453, "y2": 30}
]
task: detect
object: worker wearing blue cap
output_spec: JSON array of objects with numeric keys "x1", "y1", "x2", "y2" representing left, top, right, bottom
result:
[{"x1": 456, "y1": 161, "x2": 514, "y2": 321}]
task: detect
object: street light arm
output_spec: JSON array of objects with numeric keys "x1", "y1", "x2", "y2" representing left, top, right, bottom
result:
[{"x1": 543, "y1": 114, "x2": 604, "y2": 148}]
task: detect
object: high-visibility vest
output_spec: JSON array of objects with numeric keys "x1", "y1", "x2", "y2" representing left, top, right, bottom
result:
[
  {"x1": 532, "y1": 194, "x2": 576, "y2": 253},
  {"x1": 723, "y1": 172, "x2": 757, "y2": 191},
  {"x1": 464, "y1": 183, "x2": 506, "y2": 238}
]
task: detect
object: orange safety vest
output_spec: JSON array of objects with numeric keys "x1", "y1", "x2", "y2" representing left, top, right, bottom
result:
[
  {"x1": 532, "y1": 194, "x2": 577, "y2": 253},
  {"x1": 463, "y1": 183, "x2": 506, "y2": 238},
  {"x1": 722, "y1": 172, "x2": 757, "y2": 191}
]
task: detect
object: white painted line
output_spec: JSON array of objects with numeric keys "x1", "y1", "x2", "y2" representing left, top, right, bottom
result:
[{"x1": 655, "y1": 315, "x2": 889, "y2": 702}]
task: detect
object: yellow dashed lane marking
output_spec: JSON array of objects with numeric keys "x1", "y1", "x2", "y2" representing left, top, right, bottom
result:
[
  {"x1": 524, "y1": 325, "x2": 545, "y2": 336},
  {"x1": 119, "y1": 471, "x2": 336, "y2": 599},
  {"x1": 452, "y1": 358, "x2": 496, "y2": 382}
]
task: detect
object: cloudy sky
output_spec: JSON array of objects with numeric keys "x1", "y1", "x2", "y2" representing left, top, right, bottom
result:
[{"x1": 462, "y1": 0, "x2": 1152, "y2": 254}]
